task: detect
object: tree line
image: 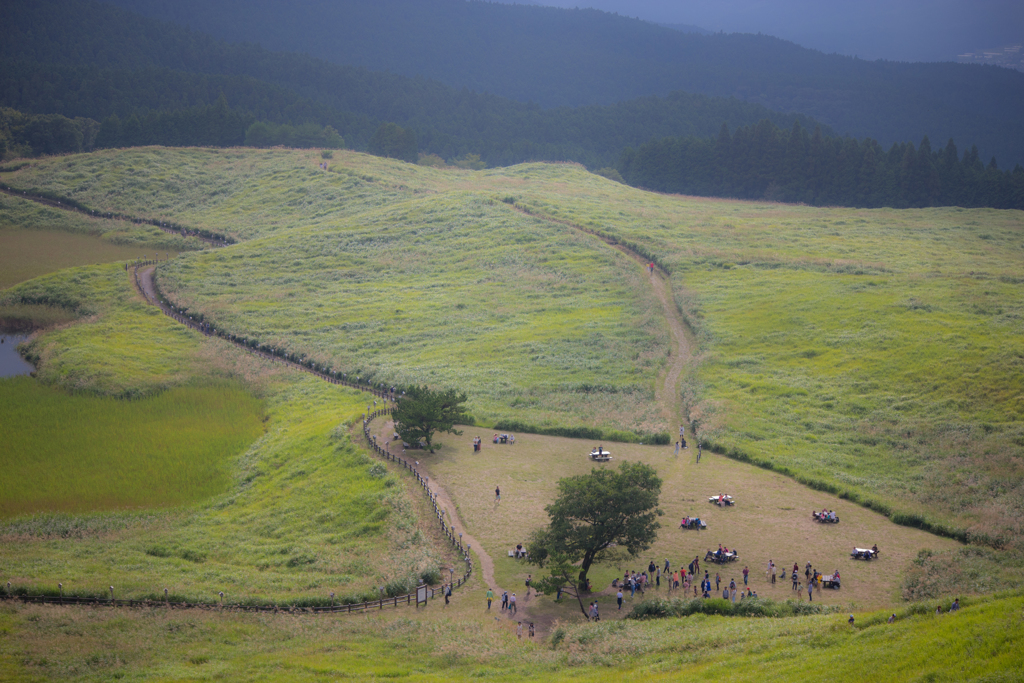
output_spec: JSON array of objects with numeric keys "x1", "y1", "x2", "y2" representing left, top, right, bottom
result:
[{"x1": 618, "y1": 121, "x2": 1024, "y2": 210}]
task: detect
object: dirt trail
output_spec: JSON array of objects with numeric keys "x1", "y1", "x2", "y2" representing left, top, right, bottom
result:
[
  {"x1": 506, "y1": 204, "x2": 696, "y2": 426},
  {"x1": 373, "y1": 421, "x2": 506, "y2": 603}
]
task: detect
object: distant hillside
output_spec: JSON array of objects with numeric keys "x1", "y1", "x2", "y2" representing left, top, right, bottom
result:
[
  {"x1": 0, "y1": 0, "x2": 825, "y2": 168},
  {"x1": 108, "y1": 0, "x2": 1024, "y2": 166}
]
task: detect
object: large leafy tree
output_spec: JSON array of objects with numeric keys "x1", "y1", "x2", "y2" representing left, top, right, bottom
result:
[
  {"x1": 392, "y1": 385, "x2": 469, "y2": 453},
  {"x1": 529, "y1": 461, "x2": 662, "y2": 591}
]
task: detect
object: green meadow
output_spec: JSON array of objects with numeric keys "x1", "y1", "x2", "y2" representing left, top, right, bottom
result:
[
  {"x1": 1, "y1": 147, "x2": 1022, "y2": 680},
  {"x1": 0, "y1": 378, "x2": 263, "y2": 516}
]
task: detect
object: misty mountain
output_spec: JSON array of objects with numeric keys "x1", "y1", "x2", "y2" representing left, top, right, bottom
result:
[
  {"x1": 0, "y1": 0, "x2": 825, "y2": 167},
  {"x1": 106, "y1": 0, "x2": 1024, "y2": 166}
]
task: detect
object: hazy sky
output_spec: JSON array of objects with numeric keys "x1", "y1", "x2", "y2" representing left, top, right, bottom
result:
[{"x1": 523, "y1": 0, "x2": 1023, "y2": 62}]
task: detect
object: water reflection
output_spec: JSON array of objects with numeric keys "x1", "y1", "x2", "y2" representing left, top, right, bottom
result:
[{"x1": 0, "y1": 334, "x2": 35, "y2": 377}]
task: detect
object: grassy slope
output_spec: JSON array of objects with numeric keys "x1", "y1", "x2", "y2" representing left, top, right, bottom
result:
[
  {"x1": 8, "y1": 147, "x2": 1022, "y2": 547},
  {"x1": 0, "y1": 378, "x2": 263, "y2": 516},
  {"x1": 1, "y1": 148, "x2": 1022, "y2": 678},
  {"x1": 156, "y1": 190, "x2": 668, "y2": 433},
  {"x1": 0, "y1": 192, "x2": 199, "y2": 252},
  {"x1": 0, "y1": 591, "x2": 1020, "y2": 681},
  {"x1": 497, "y1": 170, "x2": 1024, "y2": 549},
  {"x1": 0, "y1": 263, "x2": 448, "y2": 603}
]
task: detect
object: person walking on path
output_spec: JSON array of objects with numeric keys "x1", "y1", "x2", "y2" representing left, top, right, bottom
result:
[
  {"x1": 501, "y1": 591, "x2": 509, "y2": 611},
  {"x1": 617, "y1": 590, "x2": 624, "y2": 610},
  {"x1": 486, "y1": 588, "x2": 494, "y2": 609},
  {"x1": 509, "y1": 593, "x2": 517, "y2": 614},
  {"x1": 743, "y1": 566, "x2": 749, "y2": 585},
  {"x1": 525, "y1": 574, "x2": 532, "y2": 596}
]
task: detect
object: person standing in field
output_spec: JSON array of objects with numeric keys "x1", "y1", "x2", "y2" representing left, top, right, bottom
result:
[
  {"x1": 495, "y1": 486, "x2": 501, "y2": 502},
  {"x1": 743, "y1": 565, "x2": 749, "y2": 585},
  {"x1": 617, "y1": 589, "x2": 624, "y2": 610},
  {"x1": 501, "y1": 591, "x2": 508, "y2": 611},
  {"x1": 807, "y1": 581, "x2": 813, "y2": 601},
  {"x1": 675, "y1": 441, "x2": 680, "y2": 455},
  {"x1": 509, "y1": 593, "x2": 517, "y2": 614},
  {"x1": 730, "y1": 579, "x2": 737, "y2": 603},
  {"x1": 486, "y1": 588, "x2": 494, "y2": 609}
]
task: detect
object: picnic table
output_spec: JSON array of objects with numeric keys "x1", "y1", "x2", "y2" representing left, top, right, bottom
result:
[
  {"x1": 851, "y1": 547, "x2": 879, "y2": 561},
  {"x1": 589, "y1": 449, "x2": 612, "y2": 462},
  {"x1": 708, "y1": 495, "x2": 735, "y2": 506},
  {"x1": 704, "y1": 549, "x2": 738, "y2": 564},
  {"x1": 679, "y1": 517, "x2": 706, "y2": 530},
  {"x1": 821, "y1": 573, "x2": 841, "y2": 589}
]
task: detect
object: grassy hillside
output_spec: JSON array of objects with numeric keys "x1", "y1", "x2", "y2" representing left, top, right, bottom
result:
[
  {"x1": 0, "y1": 379, "x2": 263, "y2": 516},
  {"x1": 1, "y1": 146, "x2": 1022, "y2": 680},
  {"x1": 6, "y1": 149, "x2": 1022, "y2": 552},
  {"x1": 1, "y1": 589, "x2": 1021, "y2": 681},
  {"x1": 0, "y1": 261, "x2": 450, "y2": 602}
]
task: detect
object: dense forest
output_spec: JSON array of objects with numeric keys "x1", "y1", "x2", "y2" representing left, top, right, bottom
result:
[
  {"x1": 618, "y1": 122, "x2": 1024, "y2": 210},
  {"x1": 108, "y1": 0, "x2": 1024, "y2": 167}
]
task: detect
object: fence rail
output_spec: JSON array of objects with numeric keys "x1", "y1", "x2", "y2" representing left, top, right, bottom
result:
[{"x1": 0, "y1": 183, "x2": 233, "y2": 246}]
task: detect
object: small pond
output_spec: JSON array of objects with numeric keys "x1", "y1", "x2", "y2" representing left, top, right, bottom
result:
[{"x1": 0, "y1": 334, "x2": 35, "y2": 377}]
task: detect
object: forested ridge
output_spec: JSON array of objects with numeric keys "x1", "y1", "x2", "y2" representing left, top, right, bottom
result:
[
  {"x1": 619, "y1": 121, "x2": 1024, "y2": 210},
  {"x1": 2, "y1": 0, "x2": 1023, "y2": 208},
  {"x1": 108, "y1": 0, "x2": 1024, "y2": 168},
  {"x1": 0, "y1": 0, "x2": 824, "y2": 167}
]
